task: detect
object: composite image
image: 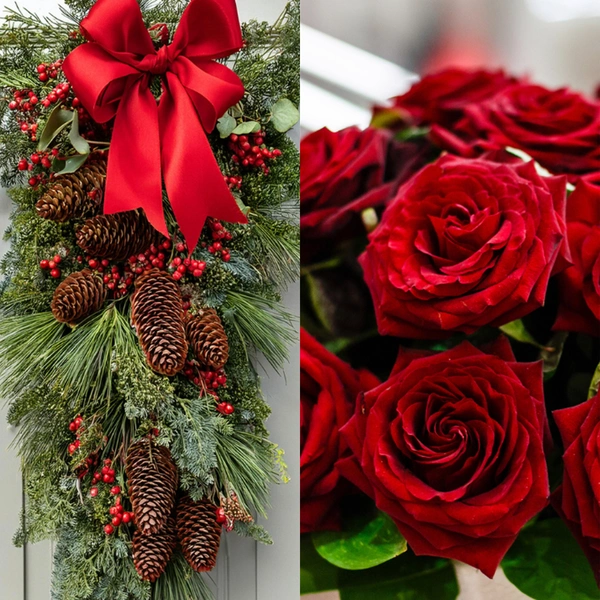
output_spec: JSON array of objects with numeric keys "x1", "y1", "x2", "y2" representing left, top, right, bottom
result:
[{"x1": 0, "y1": 0, "x2": 599, "y2": 599}]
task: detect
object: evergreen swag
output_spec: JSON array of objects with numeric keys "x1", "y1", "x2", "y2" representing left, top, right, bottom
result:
[{"x1": 0, "y1": 0, "x2": 299, "y2": 598}]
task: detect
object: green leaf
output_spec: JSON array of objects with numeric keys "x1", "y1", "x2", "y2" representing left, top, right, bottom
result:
[
  {"x1": 271, "y1": 98, "x2": 299, "y2": 132},
  {"x1": 503, "y1": 519, "x2": 598, "y2": 600},
  {"x1": 232, "y1": 121, "x2": 261, "y2": 135},
  {"x1": 52, "y1": 154, "x2": 89, "y2": 174},
  {"x1": 37, "y1": 104, "x2": 73, "y2": 151},
  {"x1": 588, "y1": 360, "x2": 600, "y2": 399},
  {"x1": 499, "y1": 319, "x2": 545, "y2": 350},
  {"x1": 233, "y1": 192, "x2": 251, "y2": 216},
  {"x1": 68, "y1": 111, "x2": 90, "y2": 155},
  {"x1": 301, "y1": 535, "x2": 340, "y2": 595},
  {"x1": 313, "y1": 511, "x2": 407, "y2": 570},
  {"x1": 540, "y1": 331, "x2": 568, "y2": 380},
  {"x1": 217, "y1": 114, "x2": 237, "y2": 139},
  {"x1": 339, "y1": 552, "x2": 459, "y2": 600}
]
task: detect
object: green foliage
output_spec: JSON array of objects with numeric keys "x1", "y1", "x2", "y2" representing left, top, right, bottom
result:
[
  {"x1": 313, "y1": 511, "x2": 407, "y2": 571},
  {"x1": 152, "y1": 552, "x2": 212, "y2": 600},
  {"x1": 502, "y1": 519, "x2": 598, "y2": 600}
]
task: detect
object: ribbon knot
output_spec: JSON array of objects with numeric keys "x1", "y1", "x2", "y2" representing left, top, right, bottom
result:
[
  {"x1": 63, "y1": 0, "x2": 248, "y2": 251},
  {"x1": 141, "y1": 45, "x2": 171, "y2": 75}
]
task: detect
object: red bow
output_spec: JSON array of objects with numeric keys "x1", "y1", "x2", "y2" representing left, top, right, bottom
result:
[{"x1": 63, "y1": 0, "x2": 247, "y2": 251}]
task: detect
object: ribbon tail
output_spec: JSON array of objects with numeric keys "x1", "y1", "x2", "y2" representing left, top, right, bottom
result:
[
  {"x1": 103, "y1": 76, "x2": 168, "y2": 237},
  {"x1": 159, "y1": 73, "x2": 247, "y2": 252}
]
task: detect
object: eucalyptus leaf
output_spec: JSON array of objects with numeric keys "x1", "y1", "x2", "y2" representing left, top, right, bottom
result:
[
  {"x1": 52, "y1": 154, "x2": 89, "y2": 175},
  {"x1": 502, "y1": 519, "x2": 598, "y2": 600},
  {"x1": 217, "y1": 114, "x2": 237, "y2": 139},
  {"x1": 68, "y1": 111, "x2": 90, "y2": 155},
  {"x1": 271, "y1": 98, "x2": 299, "y2": 132},
  {"x1": 37, "y1": 104, "x2": 74, "y2": 151},
  {"x1": 232, "y1": 121, "x2": 261, "y2": 135},
  {"x1": 313, "y1": 511, "x2": 407, "y2": 570}
]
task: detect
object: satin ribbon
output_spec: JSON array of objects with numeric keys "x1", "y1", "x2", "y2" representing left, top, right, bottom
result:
[{"x1": 63, "y1": 0, "x2": 247, "y2": 251}]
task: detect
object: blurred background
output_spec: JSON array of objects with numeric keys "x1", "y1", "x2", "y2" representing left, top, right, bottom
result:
[{"x1": 302, "y1": 0, "x2": 600, "y2": 95}]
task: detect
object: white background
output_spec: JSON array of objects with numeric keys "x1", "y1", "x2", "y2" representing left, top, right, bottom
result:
[{"x1": 0, "y1": 1, "x2": 299, "y2": 599}]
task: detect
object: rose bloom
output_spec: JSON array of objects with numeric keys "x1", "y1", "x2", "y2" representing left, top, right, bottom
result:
[
  {"x1": 552, "y1": 392, "x2": 600, "y2": 585},
  {"x1": 372, "y1": 67, "x2": 517, "y2": 130},
  {"x1": 553, "y1": 180, "x2": 600, "y2": 335},
  {"x1": 431, "y1": 83, "x2": 600, "y2": 179},
  {"x1": 360, "y1": 155, "x2": 570, "y2": 338},
  {"x1": 300, "y1": 126, "x2": 431, "y2": 259},
  {"x1": 338, "y1": 338, "x2": 550, "y2": 577},
  {"x1": 300, "y1": 329, "x2": 378, "y2": 533}
]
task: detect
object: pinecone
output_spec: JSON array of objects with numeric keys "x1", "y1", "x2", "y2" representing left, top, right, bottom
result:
[
  {"x1": 133, "y1": 516, "x2": 177, "y2": 582},
  {"x1": 75, "y1": 209, "x2": 162, "y2": 261},
  {"x1": 126, "y1": 438, "x2": 179, "y2": 536},
  {"x1": 50, "y1": 269, "x2": 107, "y2": 325},
  {"x1": 222, "y1": 491, "x2": 253, "y2": 525},
  {"x1": 131, "y1": 269, "x2": 188, "y2": 376},
  {"x1": 186, "y1": 308, "x2": 229, "y2": 370},
  {"x1": 35, "y1": 157, "x2": 106, "y2": 222},
  {"x1": 176, "y1": 496, "x2": 222, "y2": 573}
]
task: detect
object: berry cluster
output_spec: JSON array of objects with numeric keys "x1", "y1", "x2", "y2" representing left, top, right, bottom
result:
[
  {"x1": 104, "y1": 493, "x2": 134, "y2": 535},
  {"x1": 216, "y1": 506, "x2": 227, "y2": 525},
  {"x1": 90, "y1": 459, "x2": 117, "y2": 492},
  {"x1": 199, "y1": 219, "x2": 232, "y2": 262},
  {"x1": 224, "y1": 174, "x2": 242, "y2": 190},
  {"x1": 8, "y1": 89, "x2": 39, "y2": 113},
  {"x1": 216, "y1": 401, "x2": 235, "y2": 415},
  {"x1": 148, "y1": 23, "x2": 169, "y2": 46},
  {"x1": 169, "y1": 255, "x2": 206, "y2": 281},
  {"x1": 40, "y1": 81, "x2": 71, "y2": 109},
  {"x1": 36, "y1": 59, "x2": 63, "y2": 82},
  {"x1": 19, "y1": 149, "x2": 55, "y2": 172},
  {"x1": 67, "y1": 415, "x2": 84, "y2": 455},
  {"x1": 127, "y1": 239, "x2": 171, "y2": 275},
  {"x1": 39, "y1": 253, "x2": 63, "y2": 279},
  {"x1": 228, "y1": 131, "x2": 282, "y2": 175}
]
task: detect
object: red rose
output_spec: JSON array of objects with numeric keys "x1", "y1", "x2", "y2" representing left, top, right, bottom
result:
[
  {"x1": 300, "y1": 127, "x2": 431, "y2": 258},
  {"x1": 338, "y1": 338, "x2": 549, "y2": 577},
  {"x1": 360, "y1": 155, "x2": 570, "y2": 338},
  {"x1": 300, "y1": 329, "x2": 378, "y2": 533},
  {"x1": 552, "y1": 392, "x2": 600, "y2": 585},
  {"x1": 431, "y1": 83, "x2": 600, "y2": 179},
  {"x1": 373, "y1": 67, "x2": 517, "y2": 130},
  {"x1": 553, "y1": 180, "x2": 600, "y2": 335}
]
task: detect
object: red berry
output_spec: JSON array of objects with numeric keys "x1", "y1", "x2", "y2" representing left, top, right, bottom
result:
[
  {"x1": 8, "y1": 101, "x2": 18, "y2": 110},
  {"x1": 68, "y1": 443, "x2": 77, "y2": 454},
  {"x1": 192, "y1": 269, "x2": 203, "y2": 278},
  {"x1": 36, "y1": 64, "x2": 46, "y2": 73},
  {"x1": 122, "y1": 512, "x2": 132, "y2": 524},
  {"x1": 18, "y1": 159, "x2": 27, "y2": 171},
  {"x1": 39, "y1": 259, "x2": 49, "y2": 269},
  {"x1": 102, "y1": 474, "x2": 112, "y2": 483},
  {"x1": 111, "y1": 515, "x2": 122, "y2": 527},
  {"x1": 224, "y1": 403, "x2": 234, "y2": 415},
  {"x1": 69, "y1": 422, "x2": 77, "y2": 432},
  {"x1": 30, "y1": 96, "x2": 38, "y2": 105},
  {"x1": 88, "y1": 259, "x2": 99, "y2": 269},
  {"x1": 41, "y1": 157, "x2": 52, "y2": 168},
  {"x1": 50, "y1": 268, "x2": 61, "y2": 278},
  {"x1": 216, "y1": 507, "x2": 227, "y2": 524},
  {"x1": 38, "y1": 73, "x2": 48, "y2": 82},
  {"x1": 74, "y1": 416, "x2": 83, "y2": 428},
  {"x1": 172, "y1": 271, "x2": 182, "y2": 281},
  {"x1": 104, "y1": 524, "x2": 114, "y2": 535},
  {"x1": 110, "y1": 486, "x2": 121, "y2": 495},
  {"x1": 90, "y1": 487, "x2": 99, "y2": 497},
  {"x1": 176, "y1": 243, "x2": 185, "y2": 252}
]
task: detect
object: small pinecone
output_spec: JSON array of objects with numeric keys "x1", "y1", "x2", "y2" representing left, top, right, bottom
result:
[
  {"x1": 131, "y1": 269, "x2": 188, "y2": 376},
  {"x1": 50, "y1": 269, "x2": 107, "y2": 325},
  {"x1": 133, "y1": 516, "x2": 177, "y2": 582},
  {"x1": 76, "y1": 209, "x2": 162, "y2": 261},
  {"x1": 222, "y1": 492, "x2": 253, "y2": 525},
  {"x1": 126, "y1": 438, "x2": 179, "y2": 536},
  {"x1": 35, "y1": 158, "x2": 106, "y2": 222},
  {"x1": 176, "y1": 496, "x2": 222, "y2": 573},
  {"x1": 186, "y1": 308, "x2": 229, "y2": 369}
]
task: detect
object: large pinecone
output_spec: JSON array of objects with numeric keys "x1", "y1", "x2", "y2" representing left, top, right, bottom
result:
[
  {"x1": 133, "y1": 516, "x2": 177, "y2": 582},
  {"x1": 186, "y1": 309, "x2": 229, "y2": 370},
  {"x1": 126, "y1": 438, "x2": 179, "y2": 536},
  {"x1": 131, "y1": 269, "x2": 188, "y2": 376},
  {"x1": 76, "y1": 209, "x2": 162, "y2": 261},
  {"x1": 176, "y1": 496, "x2": 222, "y2": 573},
  {"x1": 50, "y1": 269, "x2": 107, "y2": 325},
  {"x1": 36, "y1": 157, "x2": 106, "y2": 222}
]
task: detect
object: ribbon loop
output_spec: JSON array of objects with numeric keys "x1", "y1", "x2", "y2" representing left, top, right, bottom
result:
[{"x1": 63, "y1": 0, "x2": 248, "y2": 250}]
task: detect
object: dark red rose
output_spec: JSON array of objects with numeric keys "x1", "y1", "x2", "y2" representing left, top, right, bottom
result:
[
  {"x1": 300, "y1": 329, "x2": 378, "y2": 533},
  {"x1": 360, "y1": 155, "x2": 570, "y2": 338},
  {"x1": 552, "y1": 393, "x2": 600, "y2": 585},
  {"x1": 431, "y1": 83, "x2": 600, "y2": 179},
  {"x1": 300, "y1": 127, "x2": 431, "y2": 258},
  {"x1": 553, "y1": 180, "x2": 600, "y2": 335},
  {"x1": 373, "y1": 67, "x2": 517, "y2": 130},
  {"x1": 338, "y1": 338, "x2": 549, "y2": 577}
]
